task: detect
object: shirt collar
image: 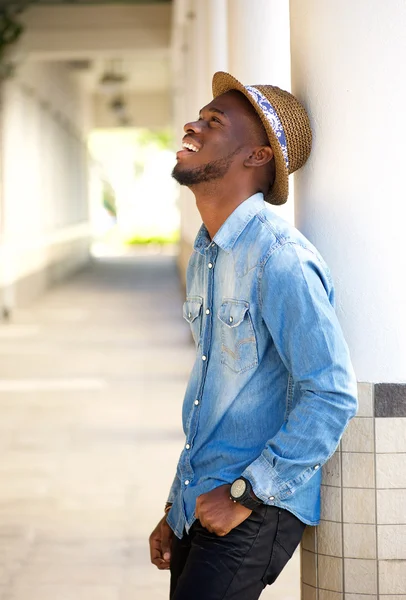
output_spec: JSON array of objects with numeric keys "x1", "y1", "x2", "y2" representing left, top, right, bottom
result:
[{"x1": 193, "y1": 192, "x2": 265, "y2": 255}]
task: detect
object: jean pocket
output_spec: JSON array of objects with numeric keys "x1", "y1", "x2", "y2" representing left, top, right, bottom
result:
[
  {"x1": 183, "y1": 296, "x2": 203, "y2": 346},
  {"x1": 261, "y1": 509, "x2": 306, "y2": 586},
  {"x1": 217, "y1": 299, "x2": 258, "y2": 374}
]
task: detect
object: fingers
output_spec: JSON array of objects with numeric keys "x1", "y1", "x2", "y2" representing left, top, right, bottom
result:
[
  {"x1": 150, "y1": 537, "x2": 170, "y2": 570},
  {"x1": 149, "y1": 520, "x2": 168, "y2": 570},
  {"x1": 149, "y1": 517, "x2": 173, "y2": 570},
  {"x1": 161, "y1": 524, "x2": 173, "y2": 563},
  {"x1": 149, "y1": 534, "x2": 162, "y2": 565}
]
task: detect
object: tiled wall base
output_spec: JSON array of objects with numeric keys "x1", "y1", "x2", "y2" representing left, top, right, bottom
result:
[{"x1": 301, "y1": 382, "x2": 406, "y2": 599}]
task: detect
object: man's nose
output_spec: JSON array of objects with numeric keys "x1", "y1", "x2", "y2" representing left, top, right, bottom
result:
[{"x1": 183, "y1": 119, "x2": 203, "y2": 134}]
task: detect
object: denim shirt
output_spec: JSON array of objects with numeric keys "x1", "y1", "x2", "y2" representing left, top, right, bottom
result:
[{"x1": 166, "y1": 192, "x2": 357, "y2": 539}]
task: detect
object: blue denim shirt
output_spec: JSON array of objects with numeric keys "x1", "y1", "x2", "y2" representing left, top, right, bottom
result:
[{"x1": 166, "y1": 192, "x2": 357, "y2": 539}]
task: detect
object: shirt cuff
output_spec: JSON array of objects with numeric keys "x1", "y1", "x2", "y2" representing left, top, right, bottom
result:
[{"x1": 241, "y1": 454, "x2": 294, "y2": 503}]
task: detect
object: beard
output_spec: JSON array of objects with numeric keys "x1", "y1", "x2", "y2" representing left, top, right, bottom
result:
[{"x1": 172, "y1": 146, "x2": 242, "y2": 186}]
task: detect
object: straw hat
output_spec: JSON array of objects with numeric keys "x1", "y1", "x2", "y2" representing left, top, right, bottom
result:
[{"x1": 212, "y1": 71, "x2": 312, "y2": 205}]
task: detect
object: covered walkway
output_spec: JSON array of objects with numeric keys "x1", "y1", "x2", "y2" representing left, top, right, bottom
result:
[{"x1": 0, "y1": 254, "x2": 299, "y2": 599}]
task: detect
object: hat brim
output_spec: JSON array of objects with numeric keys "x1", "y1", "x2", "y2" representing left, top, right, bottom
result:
[{"x1": 212, "y1": 71, "x2": 289, "y2": 205}]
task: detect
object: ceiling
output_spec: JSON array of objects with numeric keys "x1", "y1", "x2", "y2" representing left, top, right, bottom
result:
[
  {"x1": 28, "y1": 1, "x2": 171, "y2": 4},
  {"x1": 12, "y1": 1, "x2": 173, "y2": 127},
  {"x1": 0, "y1": 0, "x2": 171, "y2": 10}
]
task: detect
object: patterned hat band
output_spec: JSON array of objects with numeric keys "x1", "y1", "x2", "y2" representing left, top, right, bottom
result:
[{"x1": 245, "y1": 85, "x2": 289, "y2": 170}]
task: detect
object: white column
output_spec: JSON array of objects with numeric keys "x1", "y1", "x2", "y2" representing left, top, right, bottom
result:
[
  {"x1": 228, "y1": 0, "x2": 292, "y2": 220},
  {"x1": 228, "y1": 0, "x2": 290, "y2": 90},
  {"x1": 172, "y1": 0, "x2": 230, "y2": 280},
  {"x1": 206, "y1": 0, "x2": 228, "y2": 86},
  {"x1": 172, "y1": 0, "x2": 200, "y2": 272},
  {"x1": 290, "y1": 1, "x2": 406, "y2": 597}
]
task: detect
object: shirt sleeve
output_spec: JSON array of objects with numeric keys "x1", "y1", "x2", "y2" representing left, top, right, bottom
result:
[{"x1": 242, "y1": 242, "x2": 358, "y2": 503}]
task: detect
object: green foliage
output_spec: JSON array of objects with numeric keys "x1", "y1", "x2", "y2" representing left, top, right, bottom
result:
[
  {"x1": 136, "y1": 128, "x2": 174, "y2": 151},
  {"x1": 124, "y1": 230, "x2": 180, "y2": 246},
  {"x1": 102, "y1": 182, "x2": 117, "y2": 217},
  {"x1": 0, "y1": 6, "x2": 25, "y2": 80}
]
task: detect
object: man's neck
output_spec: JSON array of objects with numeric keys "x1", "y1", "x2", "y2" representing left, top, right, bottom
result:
[{"x1": 192, "y1": 183, "x2": 255, "y2": 240}]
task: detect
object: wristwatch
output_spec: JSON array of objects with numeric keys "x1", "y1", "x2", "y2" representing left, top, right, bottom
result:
[{"x1": 230, "y1": 477, "x2": 263, "y2": 510}]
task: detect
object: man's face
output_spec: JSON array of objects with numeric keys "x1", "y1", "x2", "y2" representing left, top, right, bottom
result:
[{"x1": 172, "y1": 91, "x2": 259, "y2": 186}]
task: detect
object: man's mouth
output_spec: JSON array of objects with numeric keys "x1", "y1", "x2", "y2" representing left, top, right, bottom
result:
[
  {"x1": 176, "y1": 139, "x2": 202, "y2": 161},
  {"x1": 182, "y1": 141, "x2": 200, "y2": 153}
]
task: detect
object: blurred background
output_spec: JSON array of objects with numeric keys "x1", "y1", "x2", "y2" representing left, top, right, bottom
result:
[{"x1": 0, "y1": 1, "x2": 296, "y2": 599}]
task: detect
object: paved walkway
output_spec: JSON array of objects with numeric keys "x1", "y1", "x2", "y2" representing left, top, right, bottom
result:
[{"x1": 0, "y1": 254, "x2": 299, "y2": 600}]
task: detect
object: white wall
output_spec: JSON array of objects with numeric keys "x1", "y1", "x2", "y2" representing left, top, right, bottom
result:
[
  {"x1": 0, "y1": 60, "x2": 91, "y2": 306},
  {"x1": 290, "y1": 0, "x2": 406, "y2": 382}
]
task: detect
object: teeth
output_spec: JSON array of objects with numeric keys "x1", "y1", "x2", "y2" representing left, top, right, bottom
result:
[{"x1": 182, "y1": 142, "x2": 199, "y2": 152}]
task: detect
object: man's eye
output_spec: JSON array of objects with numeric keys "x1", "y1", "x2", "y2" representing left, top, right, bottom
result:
[{"x1": 211, "y1": 117, "x2": 221, "y2": 124}]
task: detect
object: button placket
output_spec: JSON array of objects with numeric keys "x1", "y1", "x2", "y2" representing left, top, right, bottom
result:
[
  {"x1": 181, "y1": 245, "x2": 216, "y2": 495},
  {"x1": 200, "y1": 248, "x2": 216, "y2": 363}
]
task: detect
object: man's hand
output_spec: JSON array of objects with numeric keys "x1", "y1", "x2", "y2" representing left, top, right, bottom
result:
[
  {"x1": 195, "y1": 484, "x2": 252, "y2": 537},
  {"x1": 149, "y1": 515, "x2": 174, "y2": 570}
]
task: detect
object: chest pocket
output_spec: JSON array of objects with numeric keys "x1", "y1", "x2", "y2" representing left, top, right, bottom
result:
[
  {"x1": 183, "y1": 296, "x2": 203, "y2": 347},
  {"x1": 217, "y1": 299, "x2": 258, "y2": 374}
]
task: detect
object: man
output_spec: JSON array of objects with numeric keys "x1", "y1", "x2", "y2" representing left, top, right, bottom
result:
[{"x1": 149, "y1": 71, "x2": 357, "y2": 599}]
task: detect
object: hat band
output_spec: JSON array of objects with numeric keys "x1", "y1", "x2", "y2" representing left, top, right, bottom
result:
[{"x1": 245, "y1": 85, "x2": 289, "y2": 169}]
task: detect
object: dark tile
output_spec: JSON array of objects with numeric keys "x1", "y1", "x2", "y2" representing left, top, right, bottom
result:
[{"x1": 375, "y1": 384, "x2": 406, "y2": 417}]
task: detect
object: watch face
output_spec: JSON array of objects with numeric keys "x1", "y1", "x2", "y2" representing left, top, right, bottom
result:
[{"x1": 231, "y1": 479, "x2": 247, "y2": 499}]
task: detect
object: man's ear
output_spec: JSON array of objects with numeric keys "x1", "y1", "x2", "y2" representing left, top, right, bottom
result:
[{"x1": 243, "y1": 146, "x2": 274, "y2": 168}]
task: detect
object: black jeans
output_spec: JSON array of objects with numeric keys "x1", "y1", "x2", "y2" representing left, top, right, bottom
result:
[{"x1": 170, "y1": 505, "x2": 306, "y2": 600}]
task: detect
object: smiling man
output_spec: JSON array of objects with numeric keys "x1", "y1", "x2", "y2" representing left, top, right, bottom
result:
[{"x1": 149, "y1": 72, "x2": 358, "y2": 600}]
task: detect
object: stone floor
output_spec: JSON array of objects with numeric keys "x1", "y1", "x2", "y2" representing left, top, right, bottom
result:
[{"x1": 0, "y1": 253, "x2": 299, "y2": 599}]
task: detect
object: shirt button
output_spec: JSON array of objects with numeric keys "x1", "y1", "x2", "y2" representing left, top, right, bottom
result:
[
  {"x1": 314, "y1": 464, "x2": 320, "y2": 470},
  {"x1": 202, "y1": 355, "x2": 207, "y2": 361},
  {"x1": 194, "y1": 400, "x2": 199, "y2": 405},
  {"x1": 185, "y1": 444, "x2": 190, "y2": 450},
  {"x1": 269, "y1": 496, "x2": 275, "y2": 501},
  {"x1": 208, "y1": 263, "x2": 213, "y2": 269},
  {"x1": 229, "y1": 316, "x2": 233, "y2": 323},
  {"x1": 206, "y1": 308, "x2": 210, "y2": 315},
  {"x1": 184, "y1": 480, "x2": 190, "y2": 485}
]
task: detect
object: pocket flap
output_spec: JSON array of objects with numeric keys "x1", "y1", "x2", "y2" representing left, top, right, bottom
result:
[
  {"x1": 218, "y1": 299, "x2": 250, "y2": 328},
  {"x1": 183, "y1": 297, "x2": 203, "y2": 323}
]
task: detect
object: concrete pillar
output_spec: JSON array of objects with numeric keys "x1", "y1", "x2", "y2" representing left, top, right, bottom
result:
[
  {"x1": 228, "y1": 0, "x2": 290, "y2": 89},
  {"x1": 206, "y1": 0, "x2": 228, "y2": 88},
  {"x1": 172, "y1": 0, "x2": 229, "y2": 283},
  {"x1": 290, "y1": 1, "x2": 406, "y2": 598},
  {"x1": 228, "y1": 0, "x2": 292, "y2": 221}
]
